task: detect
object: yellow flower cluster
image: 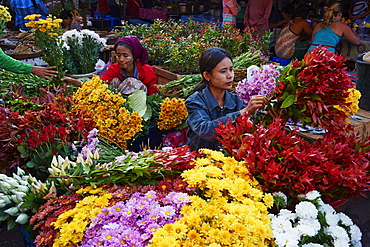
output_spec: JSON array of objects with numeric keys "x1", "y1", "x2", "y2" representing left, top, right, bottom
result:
[
  {"x1": 73, "y1": 76, "x2": 143, "y2": 149},
  {"x1": 158, "y1": 97, "x2": 188, "y2": 130},
  {"x1": 24, "y1": 14, "x2": 62, "y2": 38},
  {"x1": 334, "y1": 88, "x2": 361, "y2": 117},
  {"x1": 52, "y1": 192, "x2": 112, "y2": 247},
  {"x1": 0, "y1": 5, "x2": 11, "y2": 23},
  {"x1": 149, "y1": 149, "x2": 273, "y2": 246}
]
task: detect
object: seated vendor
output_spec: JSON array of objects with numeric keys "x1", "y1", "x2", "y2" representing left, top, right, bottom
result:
[
  {"x1": 62, "y1": 36, "x2": 158, "y2": 96},
  {"x1": 59, "y1": 10, "x2": 82, "y2": 31},
  {"x1": 185, "y1": 47, "x2": 270, "y2": 151},
  {"x1": 274, "y1": 4, "x2": 313, "y2": 60},
  {"x1": 309, "y1": 2, "x2": 360, "y2": 54}
]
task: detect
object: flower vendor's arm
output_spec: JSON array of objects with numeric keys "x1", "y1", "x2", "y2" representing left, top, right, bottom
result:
[
  {"x1": 61, "y1": 77, "x2": 82, "y2": 86},
  {"x1": 341, "y1": 22, "x2": 360, "y2": 45},
  {"x1": 0, "y1": 48, "x2": 57, "y2": 80},
  {"x1": 186, "y1": 100, "x2": 242, "y2": 143},
  {"x1": 138, "y1": 62, "x2": 158, "y2": 96}
]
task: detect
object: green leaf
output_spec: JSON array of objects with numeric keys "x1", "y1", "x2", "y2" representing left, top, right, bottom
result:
[
  {"x1": 7, "y1": 218, "x2": 16, "y2": 231},
  {"x1": 26, "y1": 161, "x2": 36, "y2": 168},
  {"x1": 285, "y1": 75, "x2": 296, "y2": 83},
  {"x1": 281, "y1": 94, "x2": 296, "y2": 108},
  {"x1": 127, "y1": 90, "x2": 147, "y2": 117},
  {"x1": 142, "y1": 103, "x2": 152, "y2": 122},
  {"x1": 311, "y1": 94, "x2": 322, "y2": 100}
]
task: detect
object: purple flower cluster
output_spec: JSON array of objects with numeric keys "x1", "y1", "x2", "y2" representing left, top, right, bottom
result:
[
  {"x1": 72, "y1": 128, "x2": 100, "y2": 159},
  {"x1": 80, "y1": 190, "x2": 190, "y2": 246},
  {"x1": 236, "y1": 64, "x2": 280, "y2": 105}
]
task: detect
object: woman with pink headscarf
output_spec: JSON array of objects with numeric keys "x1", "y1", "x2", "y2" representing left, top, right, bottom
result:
[{"x1": 62, "y1": 36, "x2": 158, "y2": 96}]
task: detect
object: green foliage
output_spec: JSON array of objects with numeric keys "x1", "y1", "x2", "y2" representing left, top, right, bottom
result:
[{"x1": 114, "y1": 19, "x2": 273, "y2": 74}]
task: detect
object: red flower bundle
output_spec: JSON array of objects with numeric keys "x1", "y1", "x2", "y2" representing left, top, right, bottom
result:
[{"x1": 216, "y1": 115, "x2": 370, "y2": 204}]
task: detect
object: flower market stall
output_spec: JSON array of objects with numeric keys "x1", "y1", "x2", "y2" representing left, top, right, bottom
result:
[{"x1": 1, "y1": 6, "x2": 370, "y2": 247}]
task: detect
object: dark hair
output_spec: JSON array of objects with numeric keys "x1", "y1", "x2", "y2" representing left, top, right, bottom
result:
[
  {"x1": 282, "y1": 5, "x2": 295, "y2": 15},
  {"x1": 114, "y1": 41, "x2": 134, "y2": 56},
  {"x1": 193, "y1": 47, "x2": 233, "y2": 92},
  {"x1": 59, "y1": 10, "x2": 73, "y2": 19},
  {"x1": 291, "y1": 3, "x2": 312, "y2": 19}
]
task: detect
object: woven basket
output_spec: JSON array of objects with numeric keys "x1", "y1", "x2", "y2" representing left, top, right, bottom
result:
[{"x1": 234, "y1": 68, "x2": 247, "y2": 82}]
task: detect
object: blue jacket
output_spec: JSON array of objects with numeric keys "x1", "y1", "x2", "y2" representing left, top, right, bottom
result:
[
  {"x1": 10, "y1": 0, "x2": 50, "y2": 29},
  {"x1": 185, "y1": 85, "x2": 245, "y2": 151}
]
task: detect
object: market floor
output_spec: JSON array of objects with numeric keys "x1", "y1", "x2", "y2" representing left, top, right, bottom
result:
[{"x1": 0, "y1": 191, "x2": 369, "y2": 247}]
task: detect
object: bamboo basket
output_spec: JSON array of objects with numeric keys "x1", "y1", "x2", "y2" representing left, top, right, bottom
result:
[{"x1": 233, "y1": 68, "x2": 247, "y2": 82}]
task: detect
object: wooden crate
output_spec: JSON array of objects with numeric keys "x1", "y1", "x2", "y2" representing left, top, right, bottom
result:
[{"x1": 153, "y1": 66, "x2": 184, "y2": 85}]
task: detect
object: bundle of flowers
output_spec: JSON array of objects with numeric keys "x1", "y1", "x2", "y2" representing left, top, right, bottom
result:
[
  {"x1": 0, "y1": 89, "x2": 94, "y2": 174},
  {"x1": 215, "y1": 115, "x2": 370, "y2": 204},
  {"x1": 259, "y1": 47, "x2": 356, "y2": 132},
  {"x1": 81, "y1": 190, "x2": 190, "y2": 246},
  {"x1": 0, "y1": 5, "x2": 11, "y2": 37},
  {"x1": 149, "y1": 149, "x2": 274, "y2": 246},
  {"x1": 24, "y1": 14, "x2": 64, "y2": 82},
  {"x1": 61, "y1": 29, "x2": 106, "y2": 74},
  {"x1": 270, "y1": 190, "x2": 362, "y2": 247},
  {"x1": 73, "y1": 76, "x2": 143, "y2": 149},
  {"x1": 0, "y1": 168, "x2": 50, "y2": 230},
  {"x1": 236, "y1": 63, "x2": 281, "y2": 105},
  {"x1": 30, "y1": 179, "x2": 194, "y2": 247},
  {"x1": 157, "y1": 97, "x2": 188, "y2": 130}
]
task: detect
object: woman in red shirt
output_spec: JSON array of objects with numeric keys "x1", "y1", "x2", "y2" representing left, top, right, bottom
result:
[{"x1": 62, "y1": 36, "x2": 158, "y2": 96}]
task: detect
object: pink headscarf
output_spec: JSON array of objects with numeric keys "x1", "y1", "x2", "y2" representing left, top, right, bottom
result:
[{"x1": 114, "y1": 36, "x2": 149, "y2": 65}]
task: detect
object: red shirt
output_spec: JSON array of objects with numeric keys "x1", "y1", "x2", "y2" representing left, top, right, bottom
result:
[{"x1": 100, "y1": 61, "x2": 158, "y2": 96}]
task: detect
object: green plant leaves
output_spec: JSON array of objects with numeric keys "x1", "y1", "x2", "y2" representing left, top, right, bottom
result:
[{"x1": 281, "y1": 94, "x2": 297, "y2": 108}]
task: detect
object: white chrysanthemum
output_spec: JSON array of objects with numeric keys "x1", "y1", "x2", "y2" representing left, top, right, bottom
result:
[
  {"x1": 296, "y1": 201, "x2": 318, "y2": 219},
  {"x1": 274, "y1": 230, "x2": 301, "y2": 247},
  {"x1": 278, "y1": 209, "x2": 296, "y2": 220},
  {"x1": 273, "y1": 191, "x2": 287, "y2": 203},
  {"x1": 305, "y1": 190, "x2": 321, "y2": 200},
  {"x1": 81, "y1": 29, "x2": 100, "y2": 39},
  {"x1": 325, "y1": 212, "x2": 339, "y2": 226},
  {"x1": 302, "y1": 244, "x2": 324, "y2": 247},
  {"x1": 271, "y1": 215, "x2": 294, "y2": 234},
  {"x1": 333, "y1": 239, "x2": 350, "y2": 246},
  {"x1": 338, "y1": 212, "x2": 353, "y2": 226},
  {"x1": 296, "y1": 218, "x2": 321, "y2": 237},
  {"x1": 62, "y1": 29, "x2": 80, "y2": 41},
  {"x1": 350, "y1": 224, "x2": 362, "y2": 243},
  {"x1": 325, "y1": 225, "x2": 350, "y2": 243},
  {"x1": 320, "y1": 203, "x2": 335, "y2": 215}
]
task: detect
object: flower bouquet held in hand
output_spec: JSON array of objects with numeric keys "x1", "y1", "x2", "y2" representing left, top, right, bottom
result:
[
  {"x1": 24, "y1": 14, "x2": 64, "y2": 84},
  {"x1": 257, "y1": 47, "x2": 356, "y2": 133},
  {"x1": 61, "y1": 29, "x2": 106, "y2": 75}
]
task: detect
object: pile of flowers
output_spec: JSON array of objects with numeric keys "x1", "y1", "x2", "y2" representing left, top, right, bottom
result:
[
  {"x1": 61, "y1": 29, "x2": 106, "y2": 74},
  {"x1": 73, "y1": 76, "x2": 143, "y2": 149},
  {"x1": 149, "y1": 149, "x2": 274, "y2": 246},
  {"x1": 215, "y1": 115, "x2": 370, "y2": 205},
  {"x1": 81, "y1": 190, "x2": 190, "y2": 246},
  {"x1": 24, "y1": 14, "x2": 64, "y2": 82},
  {"x1": 157, "y1": 97, "x2": 188, "y2": 130},
  {"x1": 270, "y1": 190, "x2": 362, "y2": 247},
  {"x1": 0, "y1": 168, "x2": 50, "y2": 230},
  {"x1": 0, "y1": 5, "x2": 11, "y2": 37},
  {"x1": 236, "y1": 63, "x2": 281, "y2": 104}
]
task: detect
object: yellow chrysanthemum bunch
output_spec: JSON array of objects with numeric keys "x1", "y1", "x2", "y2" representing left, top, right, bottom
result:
[
  {"x1": 0, "y1": 5, "x2": 11, "y2": 37},
  {"x1": 73, "y1": 76, "x2": 143, "y2": 149},
  {"x1": 334, "y1": 88, "x2": 361, "y2": 117},
  {"x1": 158, "y1": 97, "x2": 188, "y2": 130},
  {"x1": 0, "y1": 5, "x2": 11, "y2": 23},
  {"x1": 149, "y1": 149, "x2": 274, "y2": 246},
  {"x1": 52, "y1": 192, "x2": 112, "y2": 247},
  {"x1": 24, "y1": 14, "x2": 62, "y2": 37}
]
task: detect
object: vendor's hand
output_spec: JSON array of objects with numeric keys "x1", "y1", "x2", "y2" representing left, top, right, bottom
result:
[
  {"x1": 240, "y1": 95, "x2": 269, "y2": 116},
  {"x1": 31, "y1": 66, "x2": 58, "y2": 80},
  {"x1": 61, "y1": 76, "x2": 83, "y2": 87},
  {"x1": 351, "y1": 26, "x2": 358, "y2": 33}
]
